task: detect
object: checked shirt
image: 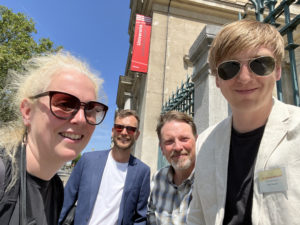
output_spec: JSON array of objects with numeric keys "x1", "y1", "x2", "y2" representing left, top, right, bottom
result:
[{"x1": 147, "y1": 166, "x2": 194, "y2": 225}]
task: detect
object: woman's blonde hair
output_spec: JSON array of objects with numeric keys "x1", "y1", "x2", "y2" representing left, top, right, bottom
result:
[
  {"x1": 208, "y1": 19, "x2": 285, "y2": 75},
  {"x1": 0, "y1": 51, "x2": 103, "y2": 189}
]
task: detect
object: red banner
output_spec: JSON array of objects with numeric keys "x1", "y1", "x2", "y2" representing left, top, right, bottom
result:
[{"x1": 130, "y1": 14, "x2": 152, "y2": 73}]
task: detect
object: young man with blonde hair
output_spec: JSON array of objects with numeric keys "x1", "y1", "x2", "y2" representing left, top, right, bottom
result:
[{"x1": 188, "y1": 20, "x2": 300, "y2": 225}]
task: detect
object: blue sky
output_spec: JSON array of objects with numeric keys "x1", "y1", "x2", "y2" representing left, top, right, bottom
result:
[{"x1": 2, "y1": 0, "x2": 131, "y2": 152}]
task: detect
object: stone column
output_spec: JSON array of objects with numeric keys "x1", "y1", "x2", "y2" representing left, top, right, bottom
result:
[{"x1": 189, "y1": 25, "x2": 230, "y2": 133}]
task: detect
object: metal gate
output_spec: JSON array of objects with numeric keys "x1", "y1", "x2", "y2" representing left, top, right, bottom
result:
[{"x1": 161, "y1": 76, "x2": 194, "y2": 116}]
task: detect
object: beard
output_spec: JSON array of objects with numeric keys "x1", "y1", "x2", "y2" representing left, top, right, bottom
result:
[
  {"x1": 171, "y1": 157, "x2": 193, "y2": 171},
  {"x1": 169, "y1": 150, "x2": 194, "y2": 171}
]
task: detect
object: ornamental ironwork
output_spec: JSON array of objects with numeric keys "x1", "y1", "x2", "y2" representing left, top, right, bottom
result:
[{"x1": 161, "y1": 76, "x2": 194, "y2": 116}]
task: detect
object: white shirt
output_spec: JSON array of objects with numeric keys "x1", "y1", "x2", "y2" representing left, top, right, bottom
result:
[{"x1": 88, "y1": 151, "x2": 128, "y2": 225}]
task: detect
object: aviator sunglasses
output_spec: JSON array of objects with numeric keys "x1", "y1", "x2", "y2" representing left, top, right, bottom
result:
[
  {"x1": 114, "y1": 124, "x2": 137, "y2": 135},
  {"x1": 217, "y1": 56, "x2": 276, "y2": 80},
  {"x1": 30, "y1": 91, "x2": 108, "y2": 125}
]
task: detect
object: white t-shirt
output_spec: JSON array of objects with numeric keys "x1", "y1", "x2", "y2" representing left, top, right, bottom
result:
[{"x1": 88, "y1": 151, "x2": 128, "y2": 225}]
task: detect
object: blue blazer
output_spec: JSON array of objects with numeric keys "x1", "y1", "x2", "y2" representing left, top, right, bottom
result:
[{"x1": 59, "y1": 150, "x2": 150, "y2": 225}]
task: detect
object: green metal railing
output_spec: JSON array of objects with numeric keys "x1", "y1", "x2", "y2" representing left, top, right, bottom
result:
[
  {"x1": 161, "y1": 76, "x2": 194, "y2": 116},
  {"x1": 244, "y1": 0, "x2": 300, "y2": 106},
  {"x1": 158, "y1": 76, "x2": 194, "y2": 169}
]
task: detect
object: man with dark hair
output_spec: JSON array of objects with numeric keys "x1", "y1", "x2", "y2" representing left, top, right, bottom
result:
[
  {"x1": 188, "y1": 20, "x2": 300, "y2": 225},
  {"x1": 60, "y1": 109, "x2": 150, "y2": 225},
  {"x1": 147, "y1": 111, "x2": 197, "y2": 224}
]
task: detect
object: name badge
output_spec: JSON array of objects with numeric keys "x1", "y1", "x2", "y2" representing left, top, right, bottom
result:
[{"x1": 258, "y1": 168, "x2": 287, "y2": 193}]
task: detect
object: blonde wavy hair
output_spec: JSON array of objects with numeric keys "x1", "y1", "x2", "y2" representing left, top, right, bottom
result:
[{"x1": 0, "y1": 51, "x2": 103, "y2": 189}]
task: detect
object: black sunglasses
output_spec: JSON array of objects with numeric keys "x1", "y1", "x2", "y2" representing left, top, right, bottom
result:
[
  {"x1": 217, "y1": 56, "x2": 276, "y2": 80},
  {"x1": 29, "y1": 91, "x2": 108, "y2": 125},
  {"x1": 114, "y1": 124, "x2": 137, "y2": 134}
]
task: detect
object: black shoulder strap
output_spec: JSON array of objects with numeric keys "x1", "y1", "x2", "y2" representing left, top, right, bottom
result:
[
  {"x1": 0, "y1": 157, "x2": 5, "y2": 200},
  {"x1": 19, "y1": 143, "x2": 27, "y2": 225}
]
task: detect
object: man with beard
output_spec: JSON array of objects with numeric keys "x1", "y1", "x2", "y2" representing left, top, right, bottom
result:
[
  {"x1": 60, "y1": 109, "x2": 150, "y2": 225},
  {"x1": 147, "y1": 111, "x2": 197, "y2": 225}
]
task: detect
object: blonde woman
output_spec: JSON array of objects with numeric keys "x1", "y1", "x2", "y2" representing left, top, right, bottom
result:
[{"x1": 0, "y1": 51, "x2": 108, "y2": 225}]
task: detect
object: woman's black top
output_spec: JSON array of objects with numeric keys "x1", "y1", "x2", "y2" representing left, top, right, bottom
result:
[{"x1": 0, "y1": 148, "x2": 64, "y2": 225}]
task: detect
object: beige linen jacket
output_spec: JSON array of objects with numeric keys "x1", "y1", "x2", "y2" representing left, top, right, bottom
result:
[{"x1": 187, "y1": 98, "x2": 300, "y2": 225}]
